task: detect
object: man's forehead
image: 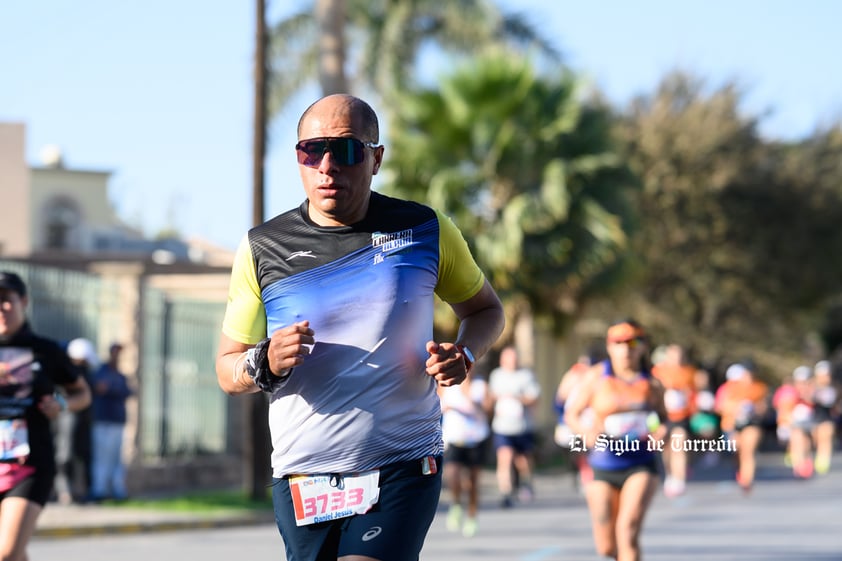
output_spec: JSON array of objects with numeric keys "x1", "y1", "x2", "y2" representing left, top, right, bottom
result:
[
  {"x1": 301, "y1": 114, "x2": 359, "y2": 138},
  {"x1": 301, "y1": 100, "x2": 362, "y2": 133}
]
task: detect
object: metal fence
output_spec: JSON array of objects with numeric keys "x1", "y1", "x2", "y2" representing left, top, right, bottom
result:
[
  {"x1": 140, "y1": 289, "x2": 227, "y2": 458},
  {"x1": 0, "y1": 260, "x2": 229, "y2": 461},
  {"x1": 0, "y1": 261, "x2": 119, "y2": 345}
]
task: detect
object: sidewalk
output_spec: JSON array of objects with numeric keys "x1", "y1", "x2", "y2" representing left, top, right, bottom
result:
[{"x1": 35, "y1": 501, "x2": 275, "y2": 538}]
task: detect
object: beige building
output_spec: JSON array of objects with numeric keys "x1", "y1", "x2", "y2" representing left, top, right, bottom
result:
[
  {"x1": 0, "y1": 121, "x2": 235, "y2": 266},
  {"x1": 0, "y1": 123, "x2": 31, "y2": 256},
  {"x1": 1, "y1": 122, "x2": 131, "y2": 258}
]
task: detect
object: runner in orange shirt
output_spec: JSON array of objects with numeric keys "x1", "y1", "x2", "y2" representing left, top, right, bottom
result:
[
  {"x1": 651, "y1": 344, "x2": 697, "y2": 497},
  {"x1": 565, "y1": 319, "x2": 668, "y2": 561},
  {"x1": 714, "y1": 363, "x2": 769, "y2": 492}
]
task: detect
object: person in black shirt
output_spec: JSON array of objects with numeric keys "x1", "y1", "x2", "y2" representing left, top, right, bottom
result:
[{"x1": 0, "y1": 271, "x2": 91, "y2": 561}]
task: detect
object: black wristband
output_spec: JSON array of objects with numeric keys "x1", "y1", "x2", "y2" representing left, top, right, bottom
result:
[{"x1": 244, "y1": 338, "x2": 292, "y2": 393}]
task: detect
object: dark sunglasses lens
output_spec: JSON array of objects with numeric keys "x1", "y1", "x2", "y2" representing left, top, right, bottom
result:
[
  {"x1": 296, "y1": 140, "x2": 327, "y2": 166},
  {"x1": 296, "y1": 138, "x2": 365, "y2": 167},
  {"x1": 329, "y1": 138, "x2": 359, "y2": 165}
]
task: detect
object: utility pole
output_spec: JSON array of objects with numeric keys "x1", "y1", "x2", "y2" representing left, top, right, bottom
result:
[
  {"x1": 252, "y1": 0, "x2": 267, "y2": 226},
  {"x1": 247, "y1": 0, "x2": 271, "y2": 501}
]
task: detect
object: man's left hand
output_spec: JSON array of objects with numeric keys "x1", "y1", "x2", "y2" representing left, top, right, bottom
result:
[{"x1": 425, "y1": 341, "x2": 467, "y2": 387}]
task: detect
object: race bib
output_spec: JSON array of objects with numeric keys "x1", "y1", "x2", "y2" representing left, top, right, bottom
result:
[
  {"x1": 0, "y1": 419, "x2": 30, "y2": 461},
  {"x1": 814, "y1": 387, "x2": 837, "y2": 407},
  {"x1": 792, "y1": 403, "x2": 814, "y2": 423},
  {"x1": 735, "y1": 400, "x2": 755, "y2": 424},
  {"x1": 289, "y1": 470, "x2": 380, "y2": 526},
  {"x1": 496, "y1": 396, "x2": 524, "y2": 420},
  {"x1": 603, "y1": 411, "x2": 650, "y2": 439},
  {"x1": 664, "y1": 389, "x2": 689, "y2": 412}
]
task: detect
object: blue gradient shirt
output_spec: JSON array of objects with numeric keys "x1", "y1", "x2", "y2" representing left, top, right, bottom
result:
[{"x1": 222, "y1": 193, "x2": 485, "y2": 476}]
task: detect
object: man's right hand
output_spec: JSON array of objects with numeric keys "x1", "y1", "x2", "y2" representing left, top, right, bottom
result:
[{"x1": 267, "y1": 321, "x2": 315, "y2": 376}]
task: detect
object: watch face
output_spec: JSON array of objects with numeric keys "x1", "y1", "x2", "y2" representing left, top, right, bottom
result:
[{"x1": 461, "y1": 345, "x2": 475, "y2": 364}]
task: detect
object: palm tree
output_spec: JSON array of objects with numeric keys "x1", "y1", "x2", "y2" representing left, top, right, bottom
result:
[
  {"x1": 381, "y1": 51, "x2": 636, "y2": 342},
  {"x1": 266, "y1": 0, "x2": 561, "y2": 115}
]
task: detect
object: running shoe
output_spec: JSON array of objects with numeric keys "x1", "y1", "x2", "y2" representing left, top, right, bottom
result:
[
  {"x1": 518, "y1": 483, "x2": 534, "y2": 503},
  {"x1": 736, "y1": 471, "x2": 752, "y2": 494},
  {"x1": 446, "y1": 504, "x2": 462, "y2": 532},
  {"x1": 462, "y1": 517, "x2": 478, "y2": 538},
  {"x1": 814, "y1": 454, "x2": 831, "y2": 475},
  {"x1": 663, "y1": 476, "x2": 686, "y2": 498},
  {"x1": 794, "y1": 458, "x2": 814, "y2": 479}
]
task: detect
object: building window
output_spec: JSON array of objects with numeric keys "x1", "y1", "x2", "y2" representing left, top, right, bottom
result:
[{"x1": 44, "y1": 200, "x2": 80, "y2": 250}]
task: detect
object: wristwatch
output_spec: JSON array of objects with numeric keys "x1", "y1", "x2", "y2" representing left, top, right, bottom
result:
[
  {"x1": 54, "y1": 393, "x2": 68, "y2": 412},
  {"x1": 456, "y1": 344, "x2": 475, "y2": 373}
]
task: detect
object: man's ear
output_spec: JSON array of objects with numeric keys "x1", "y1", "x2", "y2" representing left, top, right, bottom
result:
[{"x1": 371, "y1": 146, "x2": 384, "y2": 175}]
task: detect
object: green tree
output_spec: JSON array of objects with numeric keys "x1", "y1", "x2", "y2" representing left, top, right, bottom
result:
[
  {"x1": 382, "y1": 52, "x2": 636, "y2": 340},
  {"x1": 616, "y1": 71, "x2": 842, "y2": 374},
  {"x1": 615, "y1": 71, "x2": 766, "y2": 346}
]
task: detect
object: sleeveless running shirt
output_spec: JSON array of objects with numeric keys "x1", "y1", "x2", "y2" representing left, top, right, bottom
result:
[
  {"x1": 587, "y1": 360, "x2": 658, "y2": 470},
  {"x1": 222, "y1": 193, "x2": 485, "y2": 477}
]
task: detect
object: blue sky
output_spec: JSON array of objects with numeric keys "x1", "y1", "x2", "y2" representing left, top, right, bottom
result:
[{"x1": 2, "y1": 1, "x2": 840, "y2": 252}]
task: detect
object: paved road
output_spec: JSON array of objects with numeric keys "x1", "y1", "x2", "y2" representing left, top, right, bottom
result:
[{"x1": 31, "y1": 451, "x2": 842, "y2": 560}]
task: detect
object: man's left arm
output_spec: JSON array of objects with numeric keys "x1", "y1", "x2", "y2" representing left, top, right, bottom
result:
[{"x1": 425, "y1": 279, "x2": 504, "y2": 387}]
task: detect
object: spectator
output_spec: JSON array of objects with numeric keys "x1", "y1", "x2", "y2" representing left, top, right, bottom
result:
[
  {"x1": 89, "y1": 343, "x2": 132, "y2": 502},
  {"x1": 62, "y1": 337, "x2": 97, "y2": 503}
]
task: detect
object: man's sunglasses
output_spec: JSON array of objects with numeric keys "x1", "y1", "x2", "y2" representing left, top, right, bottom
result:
[{"x1": 295, "y1": 137, "x2": 380, "y2": 168}]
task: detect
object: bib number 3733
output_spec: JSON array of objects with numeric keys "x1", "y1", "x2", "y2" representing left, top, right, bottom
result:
[{"x1": 289, "y1": 470, "x2": 380, "y2": 526}]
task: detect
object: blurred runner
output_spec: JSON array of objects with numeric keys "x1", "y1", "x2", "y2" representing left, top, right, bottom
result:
[
  {"x1": 715, "y1": 362, "x2": 769, "y2": 492},
  {"x1": 564, "y1": 319, "x2": 667, "y2": 561},
  {"x1": 438, "y1": 369, "x2": 490, "y2": 538},
  {"x1": 651, "y1": 344, "x2": 696, "y2": 497},
  {"x1": 553, "y1": 354, "x2": 593, "y2": 490},
  {"x1": 688, "y1": 367, "x2": 721, "y2": 468},
  {"x1": 811, "y1": 360, "x2": 840, "y2": 475},
  {"x1": 773, "y1": 366, "x2": 815, "y2": 478},
  {"x1": 487, "y1": 346, "x2": 541, "y2": 508}
]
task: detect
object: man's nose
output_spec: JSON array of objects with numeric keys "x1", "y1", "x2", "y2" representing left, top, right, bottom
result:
[{"x1": 317, "y1": 149, "x2": 339, "y2": 172}]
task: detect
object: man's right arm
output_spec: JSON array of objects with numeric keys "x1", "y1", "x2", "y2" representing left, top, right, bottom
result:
[
  {"x1": 216, "y1": 322, "x2": 317, "y2": 396},
  {"x1": 216, "y1": 235, "x2": 266, "y2": 395},
  {"x1": 215, "y1": 334, "x2": 260, "y2": 395}
]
